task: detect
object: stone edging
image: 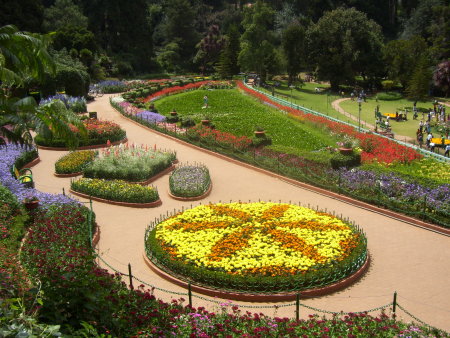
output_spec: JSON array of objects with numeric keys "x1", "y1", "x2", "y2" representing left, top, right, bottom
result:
[
  {"x1": 168, "y1": 182, "x2": 212, "y2": 201},
  {"x1": 69, "y1": 189, "x2": 162, "y2": 208},
  {"x1": 114, "y1": 105, "x2": 450, "y2": 236},
  {"x1": 143, "y1": 253, "x2": 370, "y2": 302},
  {"x1": 54, "y1": 171, "x2": 83, "y2": 178},
  {"x1": 36, "y1": 137, "x2": 128, "y2": 151}
]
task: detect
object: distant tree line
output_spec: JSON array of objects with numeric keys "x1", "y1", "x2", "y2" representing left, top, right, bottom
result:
[{"x1": 0, "y1": 0, "x2": 449, "y2": 98}]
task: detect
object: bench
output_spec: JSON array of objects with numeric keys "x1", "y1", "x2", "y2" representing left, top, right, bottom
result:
[
  {"x1": 431, "y1": 137, "x2": 450, "y2": 147},
  {"x1": 13, "y1": 165, "x2": 34, "y2": 188}
]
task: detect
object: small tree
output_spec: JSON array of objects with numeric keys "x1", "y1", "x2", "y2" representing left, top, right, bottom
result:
[
  {"x1": 433, "y1": 60, "x2": 450, "y2": 97},
  {"x1": 406, "y1": 55, "x2": 432, "y2": 101},
  {"x1": 282, "y1": 24, "x2": 305, "y2": 86}
]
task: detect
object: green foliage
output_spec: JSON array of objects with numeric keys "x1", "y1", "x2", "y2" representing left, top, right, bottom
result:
[
  {"x1": 282, "y1": 24, "x2": 306, "y2": 85},
  {"x1": 43, "y1": 0, "x2": 88, "y2": 31},
  {"x1": 377, "y1": 91, "x2": 403, "y2": 101},
  {"x1": 216, "y1": 24, "x2": 240, "y2": 79},
  {"x1": 330, "y1": 152, "x2": 362, "y2": 170},
  {"x1": 306, "y1": 7, "x2": 384, "y2": 89},
  {"x1": 0, "y1": 184, "x2": 21, "y2": 216},
  {"x1": 406, "y1": 55, "x2": 432, "y2": 101}
]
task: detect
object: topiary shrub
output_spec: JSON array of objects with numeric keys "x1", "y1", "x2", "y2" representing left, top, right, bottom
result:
[
  {"x1": 180, "y1": 117, "x2": 196, "y2": 128},
  {"x1": 377, "y1": 92, "x2": 402, "y2": 101},
  {"x1": 330, "y1": 152, "x2": 361, "y2": 170}
]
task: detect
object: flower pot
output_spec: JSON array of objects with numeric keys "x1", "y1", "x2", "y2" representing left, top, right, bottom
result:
[
  {"x1": 201, "y1": 120, "x2": 210, "y2": 126},
  {"x1": 24, "y1": 200, "x2": 39, "y2": 210},
  {"x1": 170, "y1": 111, "x2": 178, "y2": 116},
  {"x1": 339, "y1": 147, "x2": 353, "y2": 155},
  {"x1": 254, "y1": 131, "x2": 266, "y2": 137}
]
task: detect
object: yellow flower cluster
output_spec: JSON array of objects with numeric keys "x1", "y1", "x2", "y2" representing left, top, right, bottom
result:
[{"x1": 155, "y1": 202, "x2": 363, "y2": 277}]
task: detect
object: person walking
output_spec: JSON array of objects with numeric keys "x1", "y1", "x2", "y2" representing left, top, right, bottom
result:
[
  {"x1": 445, "y1": 144, "x2": 450, "y2": 157},
  {"x1": 203, "y1": 95, "x2": 208, "y2": 108}
]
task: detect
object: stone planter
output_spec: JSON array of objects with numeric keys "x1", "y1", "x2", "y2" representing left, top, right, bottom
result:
[
  {"x1": 254, "y1": 130, "x2": 266, "y2": 137},
  {"x1": 339, "y1": 147, "x2": 353, "y2": 155},
  {"x1": 24, "y1": 200, "x2": 39, "y2": 210},
  {"x1": 170, "y1": 111, "x2": 178, "y2": 116},
  {"x1": 201, "y1": 120, "x2": 210, "y2": 126}
]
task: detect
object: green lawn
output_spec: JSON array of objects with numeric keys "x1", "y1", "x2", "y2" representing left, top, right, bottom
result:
[{"x1": 154, "y1": 88, "x2": 339, "y2": 154}]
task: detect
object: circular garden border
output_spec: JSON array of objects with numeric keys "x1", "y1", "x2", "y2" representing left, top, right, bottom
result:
[{"x1": 167, "y1": 182, "x2": 212, "y2": 201}]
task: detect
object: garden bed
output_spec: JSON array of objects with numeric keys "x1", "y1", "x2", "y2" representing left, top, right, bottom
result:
[
  {"x1": 54, "y1": 150, "x2": 98, "y2": 176},
  {"x1": 168, "y1": 164, "x2": 211, "y2": 199},
  {"x1": 70, "y1": 189, "x2": 162, "y2": 208},
  {"x1": 146, "y1": 202, "x2": 367, "y2": 294}
]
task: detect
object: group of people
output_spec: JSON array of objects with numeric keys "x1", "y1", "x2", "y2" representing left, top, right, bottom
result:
[
  {"x1": 416, "y1": 128, "x2": 450, "y2": 156},
  {"x1": 350, "y1": 89, "x2": 367, "y2": 102}
]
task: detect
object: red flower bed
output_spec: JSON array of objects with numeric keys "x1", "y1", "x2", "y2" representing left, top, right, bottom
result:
[
  {"x1": 143, "y1": 81, "x2": 211, "y2": 102},
  {"x1": 237, "y1": 81, "x2": 422, "y2": 164},
  {"x1": 187, "y1": 125, "x2": 252, "y2": 150}
]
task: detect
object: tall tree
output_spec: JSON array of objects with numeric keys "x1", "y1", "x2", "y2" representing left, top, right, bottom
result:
[
  {"x1": 0, "y1": 0, "x2": 44, "y2": 33},
  {"x1": 433, "y1": 60, "x2": 450, "y2": 97},
  {"x1": 306, "y1": 7, "x2": 384, "y2": 90},
  {"x1": 383, "y1": 36, "x2": 428, "y2": 89},
  {"x1": 281, "y1": 24, "x2": 305, "y2": 85},
  {"x1": 238, "y1": 0, "x2": 276, "y2": 81},
  {"x1": 217, "y1": 24, "x2": 240, "y2": 78},
  {"x1": 406, "y1": 54, "x2": 432, "y2": 101},
  {"x1": 194, "y1": 24, "x2": 225, "y2": 74},
  {"x1": 161, "y1": 0, "x2": 200, "y2": 71},
  {"x1": 0, "y1": 25, "x2": 84, "y2": 146},
  {"x1": 43, "y1": 0, "x2": 88, "y2": 31}
]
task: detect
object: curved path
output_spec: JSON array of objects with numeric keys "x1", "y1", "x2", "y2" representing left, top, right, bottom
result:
[
  {"x1": 332, "y1": 98, "x2": 415, "y2": 142},
  {"x1": 32, "y1": 94, "x2": 450, "y2": 331}
]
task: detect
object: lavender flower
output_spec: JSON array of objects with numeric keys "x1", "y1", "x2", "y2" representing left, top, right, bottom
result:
[{"x1": 136, "y1": 111, "x2": 166, "y2": 123}]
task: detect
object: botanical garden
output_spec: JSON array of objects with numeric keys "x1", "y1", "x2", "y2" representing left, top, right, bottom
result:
[{"x1": 2, "y1": 0, "x2": 450, "y2": 336}]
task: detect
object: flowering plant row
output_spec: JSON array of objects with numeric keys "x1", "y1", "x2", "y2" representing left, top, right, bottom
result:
[
  {"x1": 147, "y1": 202, "x2": 367, "y2": 292},
  {"x1": 96, "y1": 80, "x2": 127, "y2": 93},
  {"x1": 237, "y1": 82, "x2": 422, "y2": 165},
  {"x1": 35, "y1": 119, "x2": 126, "y2": 148},
  {"x1": 169, "y1": 164, "x2": 211, "y2": 198},
  {"x1": 83, "y1": 143, "x2": 176, "y2": 182},
  {"x1": 71, "y1": 178, "x2": 159, "y2": 203},
  {"x1": 40, "y1": 93, "x2": 87, "y2": 113},
  {"x1": 55, "y1": 150, "x2": 98, "y2": 174},
  {"x1": 186, "y1": 125, "x2": 253, "y2": 151}
]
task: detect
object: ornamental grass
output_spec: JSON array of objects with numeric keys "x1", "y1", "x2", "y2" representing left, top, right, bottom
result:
[
  {"x1": 71, "y1": 178, "x2": 159, "y2": 203},
  {"x1": 169, "y1": 164, "x2": 211, "y2": 197},
  {"x1": 147, "y1": 202, "x2": 367, "y2": 293},
  {"x1": 55, "y1": 150, "x2": 98, "y2": 174},
  {"x1": 83, "y1": 144, "x2": 176, "y2": 182}
]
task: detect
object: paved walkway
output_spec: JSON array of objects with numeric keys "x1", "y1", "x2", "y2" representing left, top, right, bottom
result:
[
  {"x1": 332, "y1": 98, "x2": 415, "y2": 142},
  {"x1": 32, "y1": 94, "x2": 450, "y2": 331}
]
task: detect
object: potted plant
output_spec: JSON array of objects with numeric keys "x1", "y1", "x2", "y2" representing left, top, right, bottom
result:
[
  {"x1": 201, "y1": 115, "x2": 211, "y2": 126},
  {"x1": 338, "y1": 141, "x2": 354, "y2": 155},
  {"x1": 23, "y1": 195, "x2": 40, "y2": 210},
  {"x1": 170, "y1": 109, "x2": 178, "y2": 116},
  {"x1": 254, "y1": 126, "x2": 266, "y2": 137}
]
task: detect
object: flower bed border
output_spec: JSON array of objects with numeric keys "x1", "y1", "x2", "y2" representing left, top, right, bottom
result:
[
  {"x1": 54, "y1": 171, "x2": 83, "y2": 178},
  {"x1": 167, "y1": 181, "x2": 212, "y2": 201},
  {"x1": 143, "y1": 252, "x2": 370, "y2": 301},
  {"x1": 69, "y1": 189, "x2": 162, "y2": 208},
  {"x1": 36, "y1": 138, "x2": 128, "y2": 151}
]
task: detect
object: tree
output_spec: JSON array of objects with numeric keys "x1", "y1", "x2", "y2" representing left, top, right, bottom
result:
[
  {"x1": 238, "y1": 0, "x2": 277, "y2": 81},
  {"x1": 0, "y1": 25, "x2": 84, "y2": 147},
  {"x1": 306, "y1": 7, "x2": 384, "y2": 90},
  {"x1": 406, "y1": 55, "x2": 432, "y2": 101},
  {"x1": 281, "y1": 24, "x2": 305, "y2": 85},
  {"x1": 194, "y1": 25, "x2": 225, "y2": 74},
  {"x1": 433, "y1": 60, "x2": 450, "y2": 97},
  {"x1": 216, "y1": 24, "x2": 240, "y2": 78},
  {"x1": 43, "y1": 0, "x2": 88, "y2": 32},
  {"x1": 0, "y1": 0, "x2": 44, "y2": 33},
  {"x1": 383, "y1": 36, "x2": 428, "y2": 89}
]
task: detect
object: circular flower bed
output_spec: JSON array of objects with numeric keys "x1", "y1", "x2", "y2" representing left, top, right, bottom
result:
[
  {"x1": 169, "y1": 164, "x2": 211, "y2": 198},
  {"x1": 146, "y1": 202, "x2": 367, "y2": 293}
]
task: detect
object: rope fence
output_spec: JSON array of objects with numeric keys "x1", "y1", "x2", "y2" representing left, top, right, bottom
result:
[{"x1": 83, "y1": 200, "x2": 444, "y2": 331}]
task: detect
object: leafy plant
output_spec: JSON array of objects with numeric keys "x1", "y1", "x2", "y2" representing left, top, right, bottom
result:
[
  {"x1": 169, "y1": 164, "x2": 211, "y2": 197},
  {"x1": 55, "y1": 150, "x2": 97, "y2": 174}
]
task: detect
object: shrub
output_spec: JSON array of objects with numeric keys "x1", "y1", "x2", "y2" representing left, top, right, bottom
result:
[
  {"x1": 71, "y1": 178, "x2": 159, "y2": 203},
  {"x1": 180, "y1": 117, "x2": 196, "y2": 128},
  {"x1": 55, "y1": 150, "x2": 98, "y2": 174},
  {"x1": 169, "y1": 165, "x2": 211, "y2": 197},
  {"x1": 330, "y1": 152, "x2": 361, "y2": 169},
  {"x1": 97, "y1": 80, "x2": 128, "y2": 93},
  {"x1": 83, "y1": 144, "x2": 176, "y2": 182},
  {"x1": 377, "y1": 91, "x2": 402, "y2": 101},
  {"x1": 40, "y1": 94, "x2": 87, "y2": 113}
]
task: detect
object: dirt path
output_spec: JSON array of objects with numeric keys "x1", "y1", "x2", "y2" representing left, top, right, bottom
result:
[
  {"x1": 332, "y1": 98, "x2": 415, "y2": 142},
  {"x1": 32, "y1": 94, "x2": 450, "y2": 331}
]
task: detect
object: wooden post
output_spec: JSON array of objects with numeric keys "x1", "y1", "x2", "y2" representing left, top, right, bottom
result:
[
  {"x1": 296, "y1": 293, "x2": 300, "y2": 321},
  {"x1": 128, "y1": 263, "x2": 134, "y2": 289},
  {"x1": 188, "y1": 282, "x2": 192, "y2": 307}
]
